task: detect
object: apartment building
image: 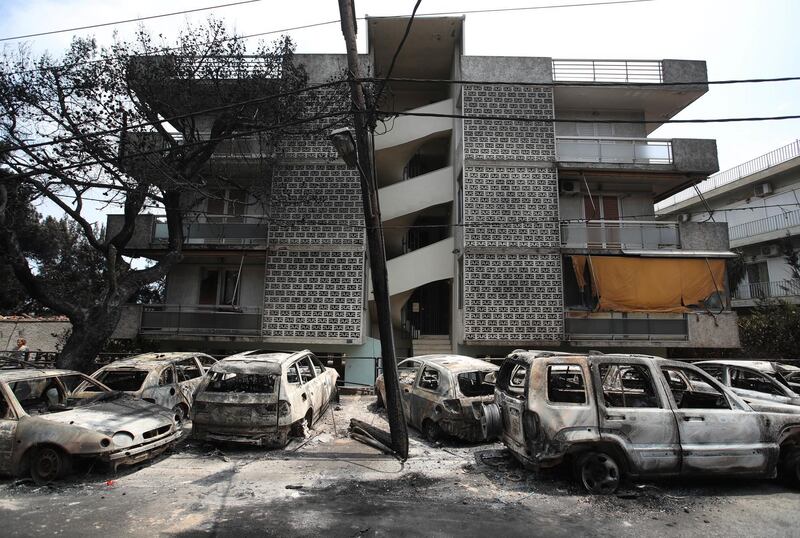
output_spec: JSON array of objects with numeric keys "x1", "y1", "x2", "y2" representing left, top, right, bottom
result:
[
  {"x1": 110, "y1": 16, "x2": 738, "y2": 381},
  {"x1": 656, "y1": 140, "x2": 800, "y2": 309}
]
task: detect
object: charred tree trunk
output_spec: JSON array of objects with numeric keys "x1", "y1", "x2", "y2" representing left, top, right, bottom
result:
[{"x1": 57, "y1": 306, "x2": 122, "y2": 373}]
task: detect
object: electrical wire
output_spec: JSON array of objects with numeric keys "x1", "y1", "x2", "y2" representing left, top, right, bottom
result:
[
  {"x1": 376, "y1": 109, "x2": 800, "y2": 124},
  {"x1": 0, "y1": 0, "x2": 265, "y2": 42}
]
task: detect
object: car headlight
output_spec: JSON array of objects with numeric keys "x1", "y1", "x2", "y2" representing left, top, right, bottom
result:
[{"x1": 112, "y1": 431, "x2": 135, "y2": 448}]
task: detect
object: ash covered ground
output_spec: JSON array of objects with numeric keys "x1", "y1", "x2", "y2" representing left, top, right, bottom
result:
[{"x1": 0, "y1": 395, "x2": 797, "y2": 537}]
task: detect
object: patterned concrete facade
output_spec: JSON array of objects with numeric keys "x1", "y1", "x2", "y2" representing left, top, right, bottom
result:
[{"x1": 461, "y1": 85, "x2": 564, "y2": 343}]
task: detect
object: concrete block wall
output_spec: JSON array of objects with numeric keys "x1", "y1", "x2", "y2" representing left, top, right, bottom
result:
[
  {"x1": 460, "y1": 83, "x2": 564, "y2": 343},
  {"x1": 262, "y1": 162, "x2": 366, "y2": 343}
]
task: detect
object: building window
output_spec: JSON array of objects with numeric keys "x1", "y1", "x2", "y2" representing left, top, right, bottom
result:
[{"x1": 198, "y1": 267, "x2": 241, "y2": 306}]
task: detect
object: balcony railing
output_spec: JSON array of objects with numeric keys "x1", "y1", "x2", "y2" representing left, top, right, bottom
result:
[
  {"x1": 733, "y1": 280, "x2": 800, "y2": 301},
  {"x1": 140, "y1": 304, "x2": 262, "y2": 336},
  {"x1": 153, "y1": 216, "x2": 268, "y2": 245},
  {"x1": 556, "y1": 137, "x2": 673, "y2": 164},
  {"x1": 564, "y1": 312, "x2": 688, "y2": 341},
  {"x1": 561, "y1": 220, "x2": 679, "y2": 250},
  {"x1": 552, "y1": 59, "x2": 663, "y2": 83},
  {"x1": 656, "y1": 139, "x2": 800, "y2": 211},
  {"x1": 728, "y1": 209, "x2": 800, "y2": 241}
]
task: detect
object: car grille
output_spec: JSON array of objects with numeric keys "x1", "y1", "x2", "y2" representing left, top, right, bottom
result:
[{"x1": 143, "y1": 425, "x2": 171, "y2": 439}]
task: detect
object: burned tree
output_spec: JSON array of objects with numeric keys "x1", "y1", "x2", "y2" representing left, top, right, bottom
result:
[{"x1": 0, "y1": 19, "x2": 348, "y2": 371}]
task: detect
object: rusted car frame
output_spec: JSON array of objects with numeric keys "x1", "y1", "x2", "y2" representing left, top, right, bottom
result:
[
  {"x1": 376, "y1": 355, "x2": 499, "y2": 442},
  {"x1": 696, "y1": 360, "x2": 800, "y2": 411},
  {"x1": 83, "y1": 352, "x2": 217, "y2": 423},
  {"x1": 0, "y1": 369, "x2": 180, "y2": 484},
  {"x1": 486, "y1": 352, "x2": 800, "y2": 493},
  {"x1": 191, "y1": 349, "x2": 338, "y2": 447}
]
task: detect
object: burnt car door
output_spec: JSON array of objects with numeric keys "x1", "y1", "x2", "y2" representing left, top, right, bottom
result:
[
  {"x1": 309, "y1": 355, "x2": 334, "y2": 405},
  {"x1": 495, "y1": 359, "x2": 530, "y2": 453},
  {"x1": 296, "y1": 356, "x2": 325, "y2": 415},
  {"x1": 143, "y1": 365, "x2": 179, "y2": 409},
  {"x1": 409, "y1": 365, "x2": 446, "y2": 429},
  {"x1": 594, "y1": 361, "x2": 680, "y2": 474},
  {"x1": 728, "y1": 366, "x2": 797, "y2": 406},
  {"x1": 175, "y1": 358, "x2": 204, "y2": 406},
  {"x1": 397, "y1": 359, "x2": 421, "y2": 418},
  {"x1": 0, "y1": 387, "x2": 17, "y2": 473},
  {"x1": 660, "y1": 365, "x2": 777, "y2": 475}
]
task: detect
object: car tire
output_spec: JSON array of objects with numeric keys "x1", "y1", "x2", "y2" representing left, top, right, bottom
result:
[
  {"x1": 422, "y1": 419, "x2": 443, "y2": 443},
  {"x1": 172, "y1": 404, "x2": 187, "y2": 425},
  {"x1": 574, "y1": 451, "x2": 621, "y2": 494},
  {"x1": 30, "y1": 446, "x2": 71, "y2": 485},
  {"x1": 376, "y1": 390, "x2": 384, "y2": 408},
  {"x1": 780, "y1": 446, "x2": 800, "y2": 488}
]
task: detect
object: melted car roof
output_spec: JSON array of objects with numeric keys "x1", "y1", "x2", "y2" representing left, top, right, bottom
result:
[
  {"x1": 0, "y1": 369, "x2": 83, "y2": 382},
  {"x1": 410, "y1": 355, "x2": 498, "y2": 372},
  {"x1": 101, "y1": 352, "x2": 210, "y2": 370}
]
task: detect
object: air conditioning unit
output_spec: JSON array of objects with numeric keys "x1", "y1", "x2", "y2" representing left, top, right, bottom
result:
[
  {"x1": 678, "y1": 213, "x2": 691, "y2": 223},
  {"x1": 560, "y1": 181, "x2": 578, "y2": 194},
  {"x1": 760, "y1": 244, "x2": 781, "y2": 257},
  {"x1": 754, "y1": 182, "x2": 773, "y2": 197}
]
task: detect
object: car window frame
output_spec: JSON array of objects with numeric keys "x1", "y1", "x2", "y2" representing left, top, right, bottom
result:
[
  {"x1": 175, "y1": 358, "x2": 203, "y2": 383},
  {"x1": 597, "y1": 362, "x2": 663, "y2": 409},
  {"x1": 729, "y1": 366, "x2": 788, "y2": 397},
  {"x1": 295, "y1": 356, "x2": 316, "y2": 384},
  {"x1": 546, "y1": 363, "x2": 589, "y2": 406},
  {"x1": 286, "y1": 362, "x2": 303, "y2": 385},
  {"x1": 0, "y1": 385, "x2": 18, "y2": 420},
  {"x1": 416, "y1": 365, "x2": 443, "y2": 393},
  {"x1": 659, "y1": 365, "x2": 735, "y2": 411}
]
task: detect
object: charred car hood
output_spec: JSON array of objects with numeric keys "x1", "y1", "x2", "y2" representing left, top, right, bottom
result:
[{"x1": 41, "y1": 397, "x2": 174, "y2": 436}]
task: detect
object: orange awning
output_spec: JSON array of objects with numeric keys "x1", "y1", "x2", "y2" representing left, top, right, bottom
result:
[{"x1": 574, "y1": 256, "x2": 726, "y2": 313}]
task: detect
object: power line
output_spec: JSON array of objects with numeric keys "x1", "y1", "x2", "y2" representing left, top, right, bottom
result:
[
  {"x1": 3, "y1": 0, "x2": 659, "y2": 76},
  {"x1": 366, "y1": 75, "x2": 800, "y2": 88},
  {"x1": 373, "y1": 0, "x2": 422, "y2": 106},
  {"x1": 377, "y1": 109, "x2": 800, "y2": 124},
  {"x1": 0, "y1": 0, "x2": 264, "y2": 42}
]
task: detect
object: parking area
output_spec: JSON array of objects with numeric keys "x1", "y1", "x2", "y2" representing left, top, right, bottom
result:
[{"x1": 0, "y1": 394, "x2": 798, "y2": 537}]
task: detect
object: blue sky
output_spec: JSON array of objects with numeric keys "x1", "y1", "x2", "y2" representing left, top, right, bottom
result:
[{"x1": 1, "y1": 0, "x2": 799, "y2": 219}]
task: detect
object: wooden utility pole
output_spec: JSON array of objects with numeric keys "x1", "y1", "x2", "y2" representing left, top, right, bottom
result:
[{"x1": 337, "y1": 0, "x2": 409, "y2": 459}]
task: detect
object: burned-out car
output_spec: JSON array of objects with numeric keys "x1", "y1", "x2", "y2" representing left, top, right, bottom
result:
[
  {"x1": 484, "y1": 352, "x2": 800, "y2": 493},
  {"x1": 376, "y1": 355, "x2": 499, "y2": 442},
  {"x1": 695, "y1": 360, "x2": 800, "y2": 411},
  {"x1": 0, "y1": 369, "x2": 180, "y2": 484},
  {"x1": 191, "y1": 349, "x2": 338, "y2": 447},
  {"x1": 83, "y1": 352, "x2": 217, "y2": 423}
]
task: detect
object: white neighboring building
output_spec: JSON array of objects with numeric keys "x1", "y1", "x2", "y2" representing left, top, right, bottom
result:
[{"x1": 656, "y1": 140, "x2": 800, "y2": 308}]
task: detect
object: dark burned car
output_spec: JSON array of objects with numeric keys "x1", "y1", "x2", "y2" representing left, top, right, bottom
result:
[
  {"x1": 83, "y1": 352, "x2": 217, "y2": 424},
  {"x1": 0, "y1": 369, "x2": 180, "y2": 484},
  {"x1": 483, "y1": 352, "x2": 800, "y2": 493},
  {"x1": 191, "y1": 350, "x2": 338, "y2": 447},
  {"x1": 695, "y1": 360, "x2": 800, "y2": 411},
  {"x1": 376, "y1": 355, "x2": 499, "y2": 442}
]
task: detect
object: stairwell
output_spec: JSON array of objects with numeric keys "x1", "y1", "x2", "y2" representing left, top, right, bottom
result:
[{"x1": 411, "y1": 334, "x2": 452, "y2": 356}]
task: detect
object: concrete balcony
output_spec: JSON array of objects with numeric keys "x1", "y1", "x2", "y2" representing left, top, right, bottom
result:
[
  {"x1": 556, "y1": 137, "x2": 718, "y2": 175},
  {"x1": 139, "y1": 304, "x2": 262, "y2": 337},
  {"x1": 378, "y1": 166, "x2": 453, "y2": 222},
  {"x1": 561, "y1": 220, "x2": 731, "y2": 254},
  {"x1": 732, "y1": 280, "x2": 800, "y2": 308},
  {"x1": 370, "y1": 237, "x2": 455, "y2": 298},
  {"x1": 373, "y1": 99, "x2": 453, "y2": 152},
  {"x1": 106, "y1": 214, "x2": 268, "y2": 251},
  {"x1": 728, "y1": 208, "x2": 800, "y2": 248},
  {"x1": 561, "y1": 220, "x2": 679, "y2": 250},
  {"x1": 565, "y1": 310, "x2": 740, "y2": 348},
  {"x1": 552, "y1": 59, "x2": 709, "y2": 133}
]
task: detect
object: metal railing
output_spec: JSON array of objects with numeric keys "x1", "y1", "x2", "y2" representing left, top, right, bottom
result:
[
  {"x1": 556, "y1": 136, "x2": 672, "y2": 164},
  {"x1": 140, "y1": 304, "x2": 263, "y2": 336},
  {"x1": 552, "y1": 59, "x2": 663, "y2": 83},
  {"x1": 733, "y1": 280, "x2": 800, "y2": 301},
  {"x1": 564, "y1": 312, "x2": 688, "y2": 340},
  {"x1": 728, "y1": 208, "x2": 800, "y2": 241},
  {"x1": 656, "y1": 140, "x2": 800, "y2": 211},
  {"x1": 153, "y1": 215, "x2": 269, "y2": 245},
  {"x1": 561, "y1": 220, "x2": 679, "y2": 249}
]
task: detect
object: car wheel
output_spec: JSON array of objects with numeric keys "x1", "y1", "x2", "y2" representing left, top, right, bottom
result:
[
  {"x1": 575, "y1": 451, "x2": 621, "y2": 494},
  {"x1": 30, "y1": 446, "x2": 71, "y2": 485},
  {"x1": 172, "y1": 404, "x2": 187, "y2": 425},
  {"x1": 376, "y1": 390, "x2": 384, "y2": 408},
  {"x1": 422, "y1": 419, "x2": 443, "y2": 443},
  {"x1": 780, "y1": 446, "x2": 800, "y2": 488}
]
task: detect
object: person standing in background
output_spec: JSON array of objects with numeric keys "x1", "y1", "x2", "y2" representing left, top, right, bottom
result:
[{"x1": 14, "y1": 338, "x2": 29, "y2": 360}]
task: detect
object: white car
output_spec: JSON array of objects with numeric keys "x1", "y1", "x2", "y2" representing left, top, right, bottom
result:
[
  {"x1": 191, "y1": 350, "x2": 339, "y2": 447},
  {"x1": 85, "y1": 352, "x2": 217, "y2": 423}
]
